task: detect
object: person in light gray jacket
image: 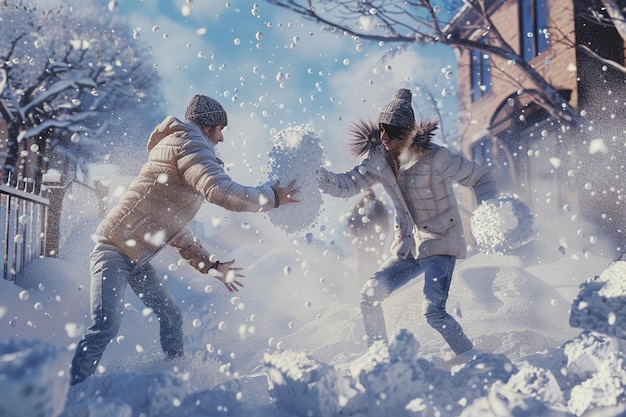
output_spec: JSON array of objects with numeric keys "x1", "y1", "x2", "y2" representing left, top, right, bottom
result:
[
  {"x1": 70, "y1": 94, "x2": 300, "y2": 385},
  {"x1": 319, "y1": 88, "x2": 498, "y2": 356}
]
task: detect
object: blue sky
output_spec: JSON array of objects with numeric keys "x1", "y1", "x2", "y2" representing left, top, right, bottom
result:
[{"x1": 113, "y1": 0, "x2": 458, "y2": 173}]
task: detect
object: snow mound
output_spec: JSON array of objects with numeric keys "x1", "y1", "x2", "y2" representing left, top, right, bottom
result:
[
  {"x1": 266, "y1": 125, "x2": 325, "y2": 233},
  {"x1": 264, "y1": 349, "x2": 348, "y2": 417},
  {"x1": 470, "y1": 195, "x2": 533, "y2": 255},
  {"x1": 562, "y1": 330, "x2": 621, "y2": 381},
  {"x1": 459, "y1": 379, "x2": 570, "y2": 417},
  {"x1": 5, "y1": 326, "x2": 626, "y2": 417},
  {"x1": 0, "y1": 339, "x2": 71, "y2": 417},
  {"x1": 264, "y1": 329, "x2": 547, "y2": 417},
  {"x1": 563, "y1": 331, "x2": 626, "y2": 415},
  {"x1": 569, "y1": 259, "x2": 626, "y2": 338},
  {"x1": 505, "y1": 365, "x2": 564, "y2": 405},
  {"x1": 347, "y1": 330, "x2": 429, "y2": 413},
  {"x1": 64, "y1": 369, "x2": 194, "y2": 417}
]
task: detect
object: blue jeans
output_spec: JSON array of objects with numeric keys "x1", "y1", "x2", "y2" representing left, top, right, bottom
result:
[
  {"x1": 70, "y1": 242, "x2": 183, "y2": 385},
  {"x1": 360, "y1": 254, "x2": 473, "y2": 355}
]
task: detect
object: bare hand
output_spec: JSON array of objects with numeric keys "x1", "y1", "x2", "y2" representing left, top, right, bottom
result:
[
  {"x1": 211, "y1": 259, "x2": 245, "y2": 292},
  {"x1": 273, "y1": 179, "x2": 300, "y2": 206}
]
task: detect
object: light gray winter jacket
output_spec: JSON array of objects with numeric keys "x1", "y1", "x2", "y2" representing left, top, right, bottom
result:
[
  {"x1": 319, "y1": 121, "x2": 498, "y2": 260},
  {"x1": 95, "y1": 116, "x2": 277, "y2": 269}
]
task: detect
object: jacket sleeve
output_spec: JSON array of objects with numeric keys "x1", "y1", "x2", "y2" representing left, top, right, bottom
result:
[
  {"x1": 432, "y1": 147, "x2": 499, "y2": 203},
  {"x1": 318, "y1": 164, "x2": 378, "y2": 199},
  {"x1": 178, "y1": 136, "x2": 277, "y2": 212},
  {"x1": 170, "y1": 226, "x2": 215, "y2": 273}
]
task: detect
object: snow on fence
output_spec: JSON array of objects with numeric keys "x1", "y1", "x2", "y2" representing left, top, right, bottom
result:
[{"x1": 0, "y1": 184, "x2": 48, "y2": 281}]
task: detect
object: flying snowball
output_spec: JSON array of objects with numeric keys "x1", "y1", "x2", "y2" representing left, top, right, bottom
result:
[
  {"x1": 266, "y1": 125, "x2": 324, "y2": 233},
  {"x1": 470, "y1": 195, "x2": 533, "y2": 255}
]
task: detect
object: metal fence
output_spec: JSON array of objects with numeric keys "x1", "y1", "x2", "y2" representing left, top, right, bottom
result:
[{"x1": 0, "y1": 184, "x2": 49, "y2": 281}]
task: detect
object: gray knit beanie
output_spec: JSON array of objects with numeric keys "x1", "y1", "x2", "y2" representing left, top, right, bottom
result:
[
  {"x1": 377, "y1": 88, "x2": 415, "y2": 129},
  {"x1": 184, "y1": 94, "x2": 228, "y2": 127}
]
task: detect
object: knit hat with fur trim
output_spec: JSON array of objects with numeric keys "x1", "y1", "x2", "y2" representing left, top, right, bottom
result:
[
  {"x1": 184, "y1": 94, "x2": 228, "y2": 127},
  {"x1": 377, "y1": 88, "x2": 415, "y2": 129}
]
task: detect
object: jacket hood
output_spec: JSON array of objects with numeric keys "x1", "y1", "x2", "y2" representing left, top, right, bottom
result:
[
  {"x1": 348, "y1": 118, "x2": 438, "y2": 159},
  {"x1": 147, "y1": 116, "x2": 205, "y2": 151}
]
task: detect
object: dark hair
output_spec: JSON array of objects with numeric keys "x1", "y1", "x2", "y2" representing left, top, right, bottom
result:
[{"x1": 379, "y1": 123, "x2": 412, "y2": 142}]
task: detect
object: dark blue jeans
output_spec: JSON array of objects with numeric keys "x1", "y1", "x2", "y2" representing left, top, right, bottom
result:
[
  {"x1": 360, "y1": 254, "x2": 473, "y2": 355},
  {"x1": 70, "y1": 242, "x2": 183, "y2": 385}
]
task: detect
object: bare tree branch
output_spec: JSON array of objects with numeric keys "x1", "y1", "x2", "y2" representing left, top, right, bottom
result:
[
  {"x1": 579, "y1": 44, "x2": 626, "y2": 74},
  {"x1": 601, "y1": 0, "x2": 626, "y2": 40},
  {"x1": 261, "y1": 0, "x2": 624, "y2": 127}
]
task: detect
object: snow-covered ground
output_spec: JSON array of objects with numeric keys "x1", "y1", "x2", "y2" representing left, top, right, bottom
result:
[{"x1": 1, "y1": 136, "x2": 625, "y2": 416}]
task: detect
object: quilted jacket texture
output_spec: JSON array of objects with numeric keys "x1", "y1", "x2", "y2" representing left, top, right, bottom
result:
[
  {"x1": 96, "y1": 116, "x2": 277, "y2": 270},
  {"x1": 319, "y1": 121, "x2": 498, "y2": 260}
]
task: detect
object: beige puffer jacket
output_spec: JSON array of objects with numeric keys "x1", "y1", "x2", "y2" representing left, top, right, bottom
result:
[
  {"x1": 96, "y1": 116, "x2": 277, "y2": 270},
  {"x1": 320, "y1": 143, "x2": 498, "y2": 260}
]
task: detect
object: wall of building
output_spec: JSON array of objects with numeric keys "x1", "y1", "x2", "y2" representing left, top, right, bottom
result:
[
  {"x1": 456, "y1": 0, "x2": 579, "y2": 158},
  {"x1": 453, "y1": 0, "x2": 581, "y2": 248},
  {"x1": 453, "y1": 0, "x2": 625, "y2": 253}
]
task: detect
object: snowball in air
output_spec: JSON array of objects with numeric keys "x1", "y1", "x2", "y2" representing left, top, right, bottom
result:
[
  {"x1": 470, "y1": 195, "x2": 533, "y2": 255},
  {"x1": 266, "y1": 125, "x2": 324, "y2": 233}
]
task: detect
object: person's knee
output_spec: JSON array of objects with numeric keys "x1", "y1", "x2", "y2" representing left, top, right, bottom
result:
[
  {"x1": 360, "y1": 279, "x2": 385, "y2": 304},
  {"x1": 88, "y1": 310, "x2": 122, "y2": 341},
  {"x1": 423, "y1": 303, "x2": 447, "y2": 329}
]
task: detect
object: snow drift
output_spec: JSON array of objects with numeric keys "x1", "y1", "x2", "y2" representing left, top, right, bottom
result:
[{"x1": 1, "y1": 252, "x2": 624, "y2": 417}]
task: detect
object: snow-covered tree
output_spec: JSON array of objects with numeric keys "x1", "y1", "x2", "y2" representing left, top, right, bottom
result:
[{"x1": 0, "y1": 0, "x2": 163, "y2": 192}]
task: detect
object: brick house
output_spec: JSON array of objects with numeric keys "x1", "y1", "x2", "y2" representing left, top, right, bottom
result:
[{"x1": 448, "y1": 0, "x2": 625, "y2": 249}]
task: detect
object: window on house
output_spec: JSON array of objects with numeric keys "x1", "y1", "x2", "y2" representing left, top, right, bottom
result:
[
  {"x1": 470, "y1": 45, "x2": 491, "y2": 102},
  {"x1": 520, "y1": 0, "x2": 548, "y2": 61}
]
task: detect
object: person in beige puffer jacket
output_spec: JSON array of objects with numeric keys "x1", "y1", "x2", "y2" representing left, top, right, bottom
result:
[
  {"x1": 70, "y1": 94, "x2": 300, "y2": 385},
  {"x1": 319, "y1": 88, "x2": 498, "y2": 358}
]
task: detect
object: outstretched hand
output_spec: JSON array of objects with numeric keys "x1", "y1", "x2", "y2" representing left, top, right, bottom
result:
[
  {"x1": 211, "y1": 259, "x2": 245, "y2": 292},
  {"x1": 273, "y1": 179, "x2": 301, "y2": 206}
]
